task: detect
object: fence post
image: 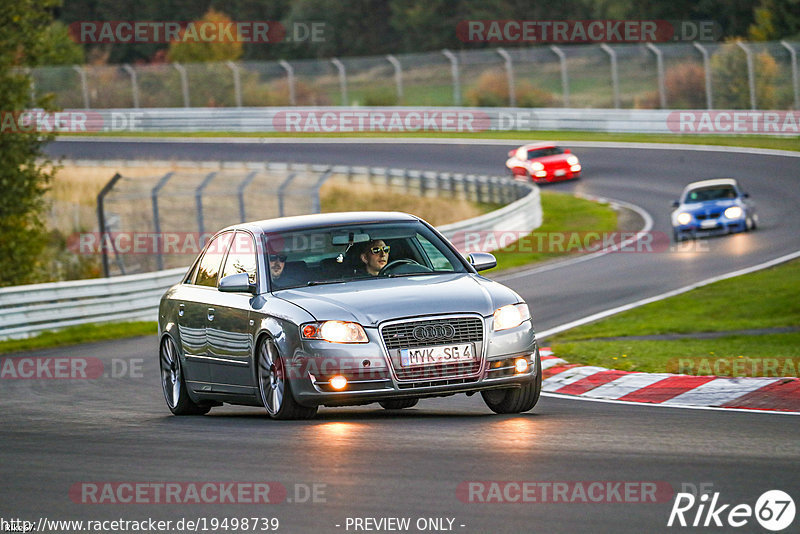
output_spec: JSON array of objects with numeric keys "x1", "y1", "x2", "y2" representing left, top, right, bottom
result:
[
  {"x1": 646, "y1": 43, "x2": 666, "y2": 109},
  {"x1": 195, "y1": 171, "x2": 218, "y2": 235},
  {"x1": 237, "y1": 171, "x2": 258, "y2": 221},
  {"x1": 441, "y1": 49, "x2": 461, "y2": 105},
  {"x1": 781, "y1": 41, "x2": 799, "y2": 109},
  {"x1": 73, "y1": 65, "x2": 90, "y2": 108},
  {"x1": 226, "y1": 61, "x2": 243, "y2": 108},
  {"x1": 122, "y1": 64, "x2": 139, "y2": 108},
  {"x1": 278, "y1": 172, "x2": 298, "y2": 217},
  {"x1": 25, "y1": 68, "x2": 36, "y2": 104},
  {"x1": 331, "y1": 58, "x2": 348, "y2": 105},
  {"x1": 97, "y1": 173, "x2": 123, "y2": 277},
  {"x1": 736, "y1": 42, "x2": 757, "y2": 110},
  {"x1": 549, "y1": 45, "x2": 570, "y2": 107},
  {"x1": 600, "y1": 44, "x2": 620, "y2": 109},
  {"x1": 173, "y1": 63, "x2": 190, "y2": 107},
  {"x1": 693, "y1": 42, "x2": 713, "y2": 110},
  {"x1": 386, "y1": 54, "x2": 404, "y2": 102},
  {"x1": 279, "y1": 60, "x2": 296, "y2": 105},
  {"x1": 496, "y1": 48, "x2": 515, "y2": 107},
  {"x1": 312, "y1": 168, "x2": 333, "y2": 213},
  {"x1": 151, "y1": 172, "x2": 175, "y2": 271}
]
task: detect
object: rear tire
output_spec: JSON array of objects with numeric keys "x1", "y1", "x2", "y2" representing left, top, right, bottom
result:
[
  {"x1": 379, "y1": 399, "x2": 419, "y2": 410},
  {"x1": 481, "y1": 358, "x2": 542, "y2": 414},
  {"x1": 257, "y1": 338, "x2": 317, "y2": 420},
  {"x1": 160, "y1": 336, "x2": 211, "y2": 415}
]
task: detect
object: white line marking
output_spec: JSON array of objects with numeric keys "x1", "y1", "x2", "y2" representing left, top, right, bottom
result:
[
  {"x1": 580, "y1": 373, "x2": 672, "y2": 399},
  {"x1": 540, "y1": 358, "x2": 567, "y2": 371},
  {"x1": 661, "y1": 377, "x2": 783, "y2": 406},
  {"x1": 541, "y1": 366, "x2": 608, "y2": 391}
]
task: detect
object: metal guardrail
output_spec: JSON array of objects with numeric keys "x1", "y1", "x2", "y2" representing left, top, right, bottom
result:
[{"x1": 1, "y1": 168, "x2": 539, "y2": 340}]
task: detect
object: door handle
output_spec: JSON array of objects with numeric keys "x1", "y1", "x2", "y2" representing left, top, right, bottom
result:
[
  {"x1": 207, "y1": 307, "x2": 215, "y2": 321},
  {"x1": 178, "y1": 304, "x2": 185, "y2": 317}
]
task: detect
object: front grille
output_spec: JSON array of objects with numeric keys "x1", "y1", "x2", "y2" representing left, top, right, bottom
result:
[
  {"x1": 696, "y1": 211, "x2": 721, "y2": 221},
  {"x1": 382, "y1": 317, "x2": 483, "y2": 350},
  {"x1": 381, "y1": 316, "x2": 484, "y2": 382}
]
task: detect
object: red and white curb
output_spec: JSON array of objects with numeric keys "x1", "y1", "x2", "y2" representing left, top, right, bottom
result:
[{"x1": 539, "y1": 349, "x2": 800, "y2": 413}]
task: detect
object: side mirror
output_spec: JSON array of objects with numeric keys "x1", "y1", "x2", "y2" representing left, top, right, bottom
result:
[
  {"x1": 468, "y1": 252, "x2": 497, "y2": 272},
  {"x1": 219, "y1": 272, "x2": 256, "y2": 294},
  {"x1": 564, "y1": 148, "x2": 571, "y2": 154},
  {"x1": 742, "y1": 192, "x2": 749, "y2": 198},
  {"x1": 671, "y1": 200, "x2": 680, "y2": 209}
]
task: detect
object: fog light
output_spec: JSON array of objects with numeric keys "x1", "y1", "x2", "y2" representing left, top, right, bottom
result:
[
  {"x1": 514, "y1": 358, "x2": 529, "y2": 374},
  {"x1": 534, "y1": 170, "x2": 547, "y2": 178},
  {"x1": 329, "y1": 375, "x2": 348, "y2": 390}
]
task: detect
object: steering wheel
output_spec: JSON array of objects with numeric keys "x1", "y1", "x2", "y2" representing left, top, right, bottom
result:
[{"x1": 378, "y1": 258, "x2": 419, "y2": 276}]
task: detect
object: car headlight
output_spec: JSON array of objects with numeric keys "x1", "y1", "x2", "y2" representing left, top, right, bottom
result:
[
  {"x1": 493, "y1": 303, "x2": 531, "y2": 332},
  {"x1": 301, "y1": 321, "x2": 369, "y2": 343},
  {"x1": 566, "y1": 155, "x2": 579, "y2": 165},
  {"x1": 724, "y1": 206, "x2": 743, "y2": 219},
  {"x1": 677, "y1": 212, "x2": 692, "y2": 225},
  {"x1": 530, "y1": 162, "x2": 544, "y2": 171}
]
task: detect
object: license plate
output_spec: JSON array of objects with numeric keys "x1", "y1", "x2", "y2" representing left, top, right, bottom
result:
[
  {"x1": 555, "y1": 169, "x2": 566, "y2": 177},
  {"x1": 700, "y1": 219, "x2": 717, "y2": 228},
  {"x1": 400, "y1": 344, "x2": 475, "y2": 367}
]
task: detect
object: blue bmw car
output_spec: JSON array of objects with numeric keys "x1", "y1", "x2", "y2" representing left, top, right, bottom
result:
[{"x1": 670, "y1": 179, "x2": 757, "y2": 241}]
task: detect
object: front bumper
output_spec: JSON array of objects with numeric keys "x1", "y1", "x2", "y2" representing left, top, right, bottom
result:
[{"x1": 674, "y1": 219, "x2": 746, "y2": 238}]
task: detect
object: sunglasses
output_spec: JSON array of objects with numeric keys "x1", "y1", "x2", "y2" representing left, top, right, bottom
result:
[
  {"x1": 370, "y1": 246, "x2": 390, "y2": 255},
  {"x1": 269, "y1": 255, "x2": 287, "y2": 263}
]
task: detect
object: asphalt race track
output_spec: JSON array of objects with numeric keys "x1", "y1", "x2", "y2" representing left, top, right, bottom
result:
[{"x1": 0, "y1": 139, "x2": 797, "y2": 533}]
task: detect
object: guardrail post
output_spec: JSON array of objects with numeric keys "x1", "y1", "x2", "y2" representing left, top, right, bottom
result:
[
  {"x1": 277, "y1": 172, "x2": 298, "y2": 217},
  {"x1": 386, "y1": 54, "x2": 404, "y2": 102},
  {"x1": 736, "y1": 42, "x2": 757, "y2": 110},
  {"x1": 312, "y1": 168, "x2": 333, "y2": 213},
  {"x1": 173, "y1": 63, "x2": 190, "y2": 107},
  {"x1": 331, "y1": 58, "x2": 348, "y2": 105},
  {"x1": 26, "y1": 68, "x2": 36, "y2": 104},
  {"x1": 549, "y1": 45, "x2": 570, "y2": 107},
  {"x1": 419, "y1": 172, "x2": 428, "y2": 197},
  {"x1": 195, "y1": 171, "x2": 218, "y2": 235},
  {"x1": 151, "y1": 172, "x2": 175, "y2": 271},
  {"x1": 279, "y1": 60, "x2": 296, "y2": 105},
  {"x1": 646, "y1": 43, "x2": 666, "y2": 109},
  {"x1": 122, "y1": 64, "x2": 139, "y2": 108},
  {"x1": 693, "y1": 42, "x2": 713, "y2": 110},
  {"x1": 600, "y1": 44, "x2": 620, "y2": 109},
  {"x1": 441, "y1": 49, "x2": 461, "y2": 106},
  {"x1": 237, "y1": 171, "x2": 258, "y2": 221},
  {"x1": 226, "y1": 61, "x2": 243, "y2": 108},
  {"x1": 781, "y1": 41, "x2": 799, "y2": 109},
  {"x1": 496, "y1": 48, "x2": 515, "y2": 106},
  {"x1": 97, "y1": 173, "x2": 123, "y2": 277},
  {"x1": 73, "y1": 65, "x2": 90, "y2": 108}
]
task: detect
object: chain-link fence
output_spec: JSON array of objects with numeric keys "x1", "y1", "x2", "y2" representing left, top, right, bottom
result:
[
  {"x1": 31, "y1": 41, "x2": 800, "y2": 111},
  {"x1": 96, "y1": 164, "x2": 528, "y2": 276}
]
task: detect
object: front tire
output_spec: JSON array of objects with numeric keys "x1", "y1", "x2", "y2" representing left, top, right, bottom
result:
[
  {"x1": 379, "y1": 399, "x2": 419, "y2": 410},
  {"x1": 257, "y1": 338, "x2": 317, "y2": 420},
  {"x1": 160, "y1": 336, "x2": 210, "y2": 415},
  {"x1": 481, "y1": 359, "x2": 542, "y2": 414}
]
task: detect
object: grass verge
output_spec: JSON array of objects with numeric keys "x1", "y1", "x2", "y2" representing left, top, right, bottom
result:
[
  {"x1": 0, "y1": 321, "x2": 157, "y2": 355},
  {"x1": 550, "y1": 259, "x2": 800, "y2": 376}
]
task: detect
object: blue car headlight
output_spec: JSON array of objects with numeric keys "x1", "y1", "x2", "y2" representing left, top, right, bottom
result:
[
  {"x1": 724, "y1": 206, "x2": 743, "y2": 219},
  {"x1": 676, "y1": 212, "x2": 692, "y2": 225}
]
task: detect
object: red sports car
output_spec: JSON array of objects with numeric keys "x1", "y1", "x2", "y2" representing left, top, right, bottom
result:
[{"x1": 505, "y1": 143, "x2": 582, "y2": 183}]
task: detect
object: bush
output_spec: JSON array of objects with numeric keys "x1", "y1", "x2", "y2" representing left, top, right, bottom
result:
[
  {"x1": 465, "y1": 69, "x2": 555, "y2": 108},
  {"x1": 362, "y1": 87, "x2": 399, "y2": 106},
  {"x1": 711, "y1": 40, "x2": 778, "y2": 109}
]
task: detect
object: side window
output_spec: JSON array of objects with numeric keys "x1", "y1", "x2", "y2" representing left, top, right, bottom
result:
[
  {"x1": 221, "y1": 231, "x2": 258, "y2": 285},
  {"x1": 194, "y1": 232, "x2": 233, "y2": 287},
  {"x1": 417, "y1": 233, "x2": 454, "y2": 271}
]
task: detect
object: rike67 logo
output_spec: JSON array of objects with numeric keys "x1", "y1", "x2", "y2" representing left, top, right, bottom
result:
[{"x1": 668, "y1": 489, "x2": 795, "y2": 531}]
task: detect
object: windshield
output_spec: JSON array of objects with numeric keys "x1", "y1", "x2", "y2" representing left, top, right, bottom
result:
[
  {"x1": 262, "y1": 221, "x2": 468, "y2": 290},
  {"x1": 684, "y1": 186, "x2": 738, "y2": 202},
  {"x1": 528, "y1": 147, "x2": 564, "y2": 159}
]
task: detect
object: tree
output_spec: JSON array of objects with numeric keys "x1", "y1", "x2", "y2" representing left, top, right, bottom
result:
[
  {"x1": 167, "y1": 8, "x2": 243, "y2": 63},
  {"x1": 0, "y1": 0, "x2": 62, "y2": 286},
  {"x1": 711, "y1": 39, "x2": 778, "y2": 109}
]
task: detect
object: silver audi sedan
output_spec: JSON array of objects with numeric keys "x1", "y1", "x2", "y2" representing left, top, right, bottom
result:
[{"x1": 158, "y1": 212, "x2": 541, "y2": 419}]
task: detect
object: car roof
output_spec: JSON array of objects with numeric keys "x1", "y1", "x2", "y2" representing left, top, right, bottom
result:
[
  {"x1": 221, "y1": 211, "x2": 421, "y2": 235},
  {"x1": 684, "y1": 178, "x2": 739, "y2": 191},
  {"x1": 518, "y1": 142, "x2": 558, "y2": 150}
]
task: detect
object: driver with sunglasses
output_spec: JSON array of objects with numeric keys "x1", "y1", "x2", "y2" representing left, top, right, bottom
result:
[{"x1": 358, "y1": 239, "x2": 390, "y2": 276}]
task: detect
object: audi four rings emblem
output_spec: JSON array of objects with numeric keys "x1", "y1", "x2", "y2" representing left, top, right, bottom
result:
[{"x1": 412, "y1": 324, "x2": 456, "y2": 341}]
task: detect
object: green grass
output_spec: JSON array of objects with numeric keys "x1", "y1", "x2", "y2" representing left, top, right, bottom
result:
[
  {"x1": 550, "y1": 259, "x2": 800, "y2": 376},
  {"x1": 62, "y1": 130, "x2": 800, "y2": 152},
  {"x1": 0, "y1": 321, "x2": 157, "y2": 355},
  {"x1": 488, "y1": 191, "x2": 618, "y2": 272}
]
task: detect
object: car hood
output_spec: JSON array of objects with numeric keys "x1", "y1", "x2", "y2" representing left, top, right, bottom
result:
[{"x1": 273, "y1": 273, "x2": 520, "y2": 326}]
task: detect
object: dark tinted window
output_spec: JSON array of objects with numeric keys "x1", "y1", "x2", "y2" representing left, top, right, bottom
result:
[
  {"x1": 685, "y1": 186, "x2": 737, "y2": 202},
  {"x1": 528, "y1": 147, "x2": 564, "y2": 159},
  {"x1": 194, "y1": 232, "x2": 233, "y2": 287},
  {"x1": 221, "y1": 231, "x2": 258, "y2": 285}
]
